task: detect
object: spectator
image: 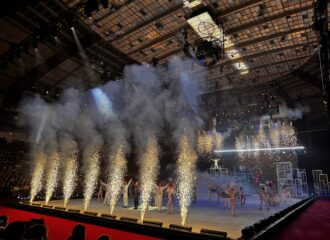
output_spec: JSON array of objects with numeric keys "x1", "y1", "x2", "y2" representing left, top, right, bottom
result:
[
  {"x1": 68, "y1": 224, "x2": 85, "y2": 240},
  {"x1": 3, "y1": 221, "x2": 25, "y2": 240},
  {"x1": 25, "y1": 224, "x2": 48, "y2": 240},
  {"x1": 97, "y1": 235, "x2": 111, "y2": 240}
]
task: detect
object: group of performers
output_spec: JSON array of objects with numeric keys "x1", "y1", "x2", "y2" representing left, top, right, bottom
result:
[
  {"x1": 208, "y1": 182, "x2": 246, "y2": 216},
  {"x1": 98, "y1": 179, "x2": 177, "y2": 214}
]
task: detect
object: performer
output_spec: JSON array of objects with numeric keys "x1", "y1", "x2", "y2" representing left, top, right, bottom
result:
[
  {"x1": 222, "y1": 184, "x2": 230, "y2": 209},
  {"x1": 122, "y1": 178, "x2": 132, "y2": 208},
  {"x1": 208, "y1": 182, "x2": 217, "y2": 200},
  {"x1": 98, "y1": 180, "x2": 105, "y2": 202},
  {"x1": 229, "y1": 185, "x2": 236, "y2": 216},
  {"x1": 132, "y1": 180, "x2": 140, "y2": 210},
  {"x1": 259, "y1": 186, "x2": 268, "y2": 210},
  {"x1": 167, "y1": 183, "x2": 175, "y2": 214},
  {"x1": 239, "y1": 186, "x2": 246, "y2": 205},
  {"x1": 192, "y1": 185, "x2": 197, "y2": 204},
  {"x1": 101, "y1": 181, "x2": 111, "y2": 206},
  {"x1": 155, "y1": 182, "x2": 168, "y2": 212}
]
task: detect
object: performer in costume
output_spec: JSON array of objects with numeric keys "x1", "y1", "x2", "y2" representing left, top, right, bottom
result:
[
  {"x1": 132, "y1": 180, "x2": 140, "y2": 210},
  {"x1": 101, "y1": 181, "x2": 110, "y2": 206},
  {"x1": 155, "y1": 182, "x2": 168, "y2": 212},
  {"x1": 122, "y1": 178, "x2": 132, "y2": 208},
  {"x1": 98, "y1": 180, "x2": 105, "y2": 202},
  {"x1": 167, "y1": 183, "x2": 175, "y2": 214}
]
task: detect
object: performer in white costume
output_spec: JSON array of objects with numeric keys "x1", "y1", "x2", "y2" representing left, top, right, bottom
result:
[
  {"x1": 155, "y1": 182, "x2": 168, "y2": 212},
  {"x1": 101, "y1": 181, "x2": 111, "y2": 206},
  {"x1": 122, "y1": 178, "x2": 132, "y2": 208}
]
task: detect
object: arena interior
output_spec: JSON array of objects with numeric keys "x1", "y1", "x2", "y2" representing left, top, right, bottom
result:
[{"x1": 0, "y1": 1, "x2": 329, "y2": 240}]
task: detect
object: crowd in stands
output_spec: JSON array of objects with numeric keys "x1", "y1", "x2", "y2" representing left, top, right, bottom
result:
[
  {"x1": 0, "y1": 138, "x2": 30, "y2": 198},
  {"x1": 0, "y1": 216, "x2": 111, "y2": 240}
]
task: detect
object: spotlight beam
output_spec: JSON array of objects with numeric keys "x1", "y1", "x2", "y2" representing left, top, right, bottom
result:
[{"x1": 214, "y1": 146, "x2": 305, "y2": 153}]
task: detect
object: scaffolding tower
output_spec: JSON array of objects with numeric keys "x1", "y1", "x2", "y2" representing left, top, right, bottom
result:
[
  {"x1": 276, "y1": 162, "x2": 293, "y2": 195},
  {"x1": 293, "y1": 168, "x2": 309, "y2": 197}
]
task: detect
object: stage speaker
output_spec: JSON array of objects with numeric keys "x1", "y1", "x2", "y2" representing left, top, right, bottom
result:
[
  {"x1": 54, "y1": 206, "x2": 66, "y2": 211},
  {"x1": 143, "y1": 220, "x2": 163, "y2": 227},
  {"x1": 42, "y1": 205, "x2": 53, "y2": 209},
  {"x1": 31, "y1": 203, "x2": 41, "y2": 207},
  {"x1": 83, "y1": 211, "x2": 98, "y2": 216},
  {"x1": 67, "y1": 208, "x2": 80, "y2": 214},
  {"x1": 200, "y1": 229, "x2": 227, "y2": 237},
  {"x1": 100, "y1": 213, "x2": 116, "y2": 220},
  {"x1": 120, "y1": 217, "x2": 138, "y2": 223},
  {"x1": 169, "y1": 224, "x2": 192, "y2": 232}
]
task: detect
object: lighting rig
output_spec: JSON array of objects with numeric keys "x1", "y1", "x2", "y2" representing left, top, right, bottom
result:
[
  {"x1": 178, "y1": 4, "x2": 225, "y2": 67},
  {"x1": 313, "y1": 0, "x2": 329, "y2": 125}
]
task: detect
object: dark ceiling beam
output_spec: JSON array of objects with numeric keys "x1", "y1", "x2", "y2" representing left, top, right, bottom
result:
[
  {"x1": 1, "y1": 32, "x2": 101, "y2": 109},
  {"x1": 226, "y1": 26, "x2": 311, "y2": 51},
  {"x1": 0, "y1": 0, "x2": 43, "y2": 18},
  {"x1": 52, "y1": 62, "x2": 83, "y2": 87},
  {"x1": 215, "y1": 0, "x2": 263, "y2": 19},
  {"x1": 225, "y1": 4, "x2": 312, "y2": 35},
  {"x1": 94, "y1": 0, "x2": 135, "y2": 23},
  {"x1": 111, "y1": 4, "x2": 184, "y2": 42},
  {"x1": 158, "y1": 40, "x2": 317, "y2": 64},
  {"x1": 290, "y1": 69, "x2": 323, "y2": 91},
  {"x1": 207, "y1": 55, "x2": 310, "y2": 82}
]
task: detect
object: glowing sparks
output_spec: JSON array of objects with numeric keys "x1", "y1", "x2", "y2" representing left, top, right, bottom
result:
[
  {"x1": 30, "y1": 152, "x2": 47, "y2": 203},
  {"x1": 83, "y1": 150, "x2": 100, "y2": 210},
  {"x1": 108, "y1": 146, "x2": 127, "y2": 214},
  {"x1": 45, "y1": 152, "x2": 60, "y2": 205},
  {"x1": 139, "y1": 136, "x2": 159, "y2": 222},
  {"x1": 197, "y1": 131, "x2": 213, "y2": 156},
  {"x1": 177, "y1": 134, "x2": 197, "y2": 225},
  {"x1": 63, "y1": 152, "x2": 78, "y2": 207}
]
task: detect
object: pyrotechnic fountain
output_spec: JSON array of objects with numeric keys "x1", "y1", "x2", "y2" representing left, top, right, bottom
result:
[
  {"x1": 177, "y1": 134, "x2": 197, "y2": 225},
  {"x1": 197, "y1": 131, "x2": 213, "y2": 156},
  {"x1": 30, "y1": 152, "x2": 47, "y2": 203},
  {"x1": 83, "y1": 149, "x2": 100, "y2": 210},
  {"x1": 45, "y1": 151, "x2": 60, "y2": 205},
  {"x1": 108, "y1": 145, "x2": 127, "y2": 214},
  {"x1": 63, "y1": 152, "x2": 78, "y2": 207},
  {"x1": 139, "y1": 136, "x2": 159, "y2": 222}
]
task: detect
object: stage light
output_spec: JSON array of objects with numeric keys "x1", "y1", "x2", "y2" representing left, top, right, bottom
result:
[
  {"x1": 31, "y1": 203, "x2": 42, "y2": 207},
  {"x1": 214, "y1": 146, "x2": 305, "y2": 153},
  {"x1": 100, "y1": 213, "x2": 116, "y2": 220},
  {"x1": 42, "y1": 205, "x2": 53, "y2": 209},
  {"x1": 54, "y1": 206, "x2": 66, "y2": 211},
  {"x1": 83, "y1": 211, "x2": 98, "y2": 216},
  {"x1": 67, "y1": 208, "x2": 80, "y2": 213},
  {"x1": 169, "y1": 224, "x2": 192, "y2": 232},
  {"x1": 120, "y1": 217, "x2": 138, "y2": 223},
  {"x1": 200, "y1": 229, "x2": 227, "y2": 238},
  {"x1": 143, "y1": 220, "x2": 163, "y2": 227}
]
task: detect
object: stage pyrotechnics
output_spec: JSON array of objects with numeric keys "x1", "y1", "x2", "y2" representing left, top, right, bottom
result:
[{"x1": 21, "y1": 58, "x2": 307, "y2": 238}]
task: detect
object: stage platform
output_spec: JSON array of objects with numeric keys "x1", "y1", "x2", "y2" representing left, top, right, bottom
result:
[{"x1": 35, "y1": 194, "x2": 299, "y2": 239}]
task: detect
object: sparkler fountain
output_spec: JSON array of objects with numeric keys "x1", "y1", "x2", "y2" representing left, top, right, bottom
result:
[
  {"x1": 30, "y1": 151, "x2": 47, "y2": 203},
  {"x1": 63, "y1": 151, "x2": 78, "y2": 207},
  {"x1": 177, "y1": 134, "x2": 197, "y2": 226},
  {"x1": 45, "y1": 151, "x2": 60, "y2": 205},
  {"x1": 108, "y1": 145, "x2": 127, "y2": 214},
  {"x1": 139, "y1": 136, "x2": 159, "y2": 222},
  {"x1": 83, "y1": 149, "x2": 101, "y2": 210}
]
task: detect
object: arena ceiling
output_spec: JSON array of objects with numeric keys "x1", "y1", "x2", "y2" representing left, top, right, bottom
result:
[{"x1": 0, "y1": 0, "x2": 328, "y2": 124}]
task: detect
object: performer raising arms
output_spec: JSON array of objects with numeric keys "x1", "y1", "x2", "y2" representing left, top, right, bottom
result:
[
  {"x1": 122, "y1": 178, "x2": 132, "y2": 208},
  {"x1": 101, "y1": 181, "x2": 110, "y2": 206},
  {"x1": 155, "y1": 182, "x2": 168, "y2": 212},
  {"x1": 98, "y1": 180, "x2": 105, "y2": 203}
]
